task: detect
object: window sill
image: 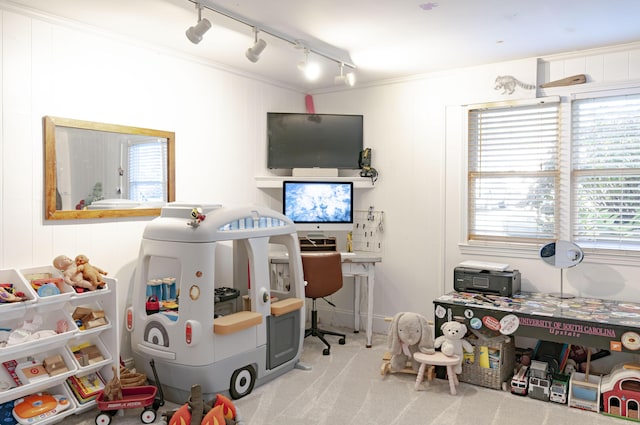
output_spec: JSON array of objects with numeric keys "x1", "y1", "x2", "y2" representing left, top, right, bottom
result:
[{"x1": 459, "y1": 241, "x2": 640, "y2": 267}]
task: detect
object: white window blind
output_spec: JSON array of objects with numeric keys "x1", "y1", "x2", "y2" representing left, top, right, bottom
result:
[
  {"x1": 572, "y1": 92, "x2": 640, "y2": 250},
  {"x1": 468, "y1": 101, "x2": 560, "y2": 242},
  {"x1": 128, "y1": 140, "x2": 167, "y2": 202}
]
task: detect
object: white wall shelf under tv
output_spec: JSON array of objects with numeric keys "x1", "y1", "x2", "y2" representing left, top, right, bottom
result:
[{"x1": 255, "y1": 176, "x2": 375, "y2": 189}]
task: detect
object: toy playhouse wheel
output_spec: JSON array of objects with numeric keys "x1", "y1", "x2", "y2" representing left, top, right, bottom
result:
[
  {"x1": 95, "y1": 412, "x2": 114, "y2": 425},
  {"x1": 140, "y1": 408, "x2": 157, "y2": 424},
  {"x1": 229, "y1": 365, "x2": 256, "y2": 399}
]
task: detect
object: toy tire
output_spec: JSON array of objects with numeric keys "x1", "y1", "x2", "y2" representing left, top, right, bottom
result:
[
  {"x1": 95, "y1": 412, "x2": 112, "y2": 425},
  {"x1": 141, "y1": 408, "x2": 156, "y2": 424},
  {"x1": 229, "y1": 365, "x2": 256, "y2": 399}
]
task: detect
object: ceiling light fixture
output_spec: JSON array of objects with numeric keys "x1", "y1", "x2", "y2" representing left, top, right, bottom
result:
[
  {"x1": 245, "y1": 27, "x2": 267, "y2": 63},
  {"x1": 186, "y1": 3, "x2": 212, "y2": 44},
  {"x1": 297, "y1": 48, "x2": 321, "y2": 81},
  {"x1": 334, "y1": 63, "x2": 355, "y2": 87},
  {"x1": 186, "y1": 0, "x2": 355, "y2": 84}
]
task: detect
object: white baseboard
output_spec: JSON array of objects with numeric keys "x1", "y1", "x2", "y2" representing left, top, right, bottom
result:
[{"x1": 315, "y1": 306, "x2": 388, "y2": 335}]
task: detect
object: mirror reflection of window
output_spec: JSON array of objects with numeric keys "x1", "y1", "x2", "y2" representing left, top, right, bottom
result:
[
  {"x1": 44, "y1": 116, "x2": 175, "y2": 220},
  {"x1": 128, "y1": 138, "x2": 168, "y2": 203},
  {"x1": 55, "y1": 128, "x2": 169, "y2": 210}
]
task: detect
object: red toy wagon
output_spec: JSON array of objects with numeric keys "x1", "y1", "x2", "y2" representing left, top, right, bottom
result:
[{"x1": 95, "y1": 360, "x2": 164, "y2": 425}]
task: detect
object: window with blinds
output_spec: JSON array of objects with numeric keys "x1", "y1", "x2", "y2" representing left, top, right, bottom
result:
[
  {"x1": 468, "y1": 100, "x2": 560, "y2": 242},
  {"x1": 572, "y1": 92, "x2": 640, "y2": 250},
  {"x1": 128, "y1": 140, "x2": 167, "y2": 202}
]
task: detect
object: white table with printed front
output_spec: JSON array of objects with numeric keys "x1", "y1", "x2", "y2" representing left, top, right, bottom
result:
[{"x1": 270, "y1": 251, "x2": 382, "y2": 348}]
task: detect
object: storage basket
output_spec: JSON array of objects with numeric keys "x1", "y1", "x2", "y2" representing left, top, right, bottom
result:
[{"x1": 459, "y1": 328, "x2": 515, "y2": 390}]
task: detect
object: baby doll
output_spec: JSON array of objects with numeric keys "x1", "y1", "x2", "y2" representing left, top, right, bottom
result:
[
  {"x1": 75, "y1": 255, "x2": 107, "y2": 289},
  {"x1": 52, "y1": 254, "x2": 94, "y2": 290}
]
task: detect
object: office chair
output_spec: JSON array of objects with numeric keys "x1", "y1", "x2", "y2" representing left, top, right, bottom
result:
[{"x1": 301, "y1": 252, "x2": 346, "y2": 355}]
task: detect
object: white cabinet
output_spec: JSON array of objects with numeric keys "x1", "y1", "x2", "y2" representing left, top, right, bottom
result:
[{"x1": 0, "y1": 266, "x2": 118, "y2": 423}]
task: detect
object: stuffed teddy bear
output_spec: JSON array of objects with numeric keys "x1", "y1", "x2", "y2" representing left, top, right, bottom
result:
[
  {"x1": 387, "y1": 312, "x2": 435, "y2": 372},
  {"x1": 75, "y1": 254, "x2": 107, "y2": 289},
  {"x1": 52, "y1": 254, "x2": 95, "y2": 291},
  {"x1": 434, "y1": 321, "x2": 473, "y2": 374}
]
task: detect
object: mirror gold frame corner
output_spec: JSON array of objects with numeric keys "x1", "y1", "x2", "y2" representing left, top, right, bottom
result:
[{"x1": 44, "y1": 115, "x2": 175, "y2": 220}]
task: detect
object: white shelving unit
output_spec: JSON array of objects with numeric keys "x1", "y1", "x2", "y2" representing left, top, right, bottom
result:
[
  {"x1": 255, "y1": 175, "x2": 376, "y2": 189},
  {"x1": 0, "y1": 267, "x2": 118, "y2": 423}
]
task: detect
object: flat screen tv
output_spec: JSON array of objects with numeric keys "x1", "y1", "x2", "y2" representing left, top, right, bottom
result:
[
  {"x1": 267, "y1": 113, "x2": 363, "y2": 169},
  {"x1": 282, "y1": 181, "x2": 354, "y2": 232}
]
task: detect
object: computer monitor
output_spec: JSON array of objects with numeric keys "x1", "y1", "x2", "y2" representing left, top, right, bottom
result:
[{"x1": 282, "y1": 181, "x2": 354, "y2": 233}]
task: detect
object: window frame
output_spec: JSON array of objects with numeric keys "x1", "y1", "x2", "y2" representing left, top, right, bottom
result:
[{"x1": 461, "y1": 86, "x2": 640, "y2": 265}]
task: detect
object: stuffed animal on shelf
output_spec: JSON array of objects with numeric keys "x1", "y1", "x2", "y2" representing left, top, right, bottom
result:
[
  {"x1": 387, "y1": 312, "x2": 435, "y2": 372},
  {"x1": 52, "y1": 254, "x2": 95, "y2": 291},
  {"x1": 434, "y1": 321, "x2": 473, "y2": 374},
  {"x1": 75, "y1": 255, "x2": 107, "y2": 289}
]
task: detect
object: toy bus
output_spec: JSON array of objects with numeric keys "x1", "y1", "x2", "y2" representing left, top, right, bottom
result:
[
  {"x1": 550, "y1": 373, "x2": 570, "y2": 404},
  {"x1": 127, "y1": 203, "x2": 307, "y2": 402}
]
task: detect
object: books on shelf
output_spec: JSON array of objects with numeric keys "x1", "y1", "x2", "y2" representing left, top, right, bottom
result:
[{"x1": 66, "y1": 372, "x2": 105, "y2": 404}]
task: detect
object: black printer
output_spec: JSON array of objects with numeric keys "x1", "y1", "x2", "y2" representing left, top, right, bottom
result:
[{"x1": 453, "y1": 267, "x2": 521, "y2": 296}]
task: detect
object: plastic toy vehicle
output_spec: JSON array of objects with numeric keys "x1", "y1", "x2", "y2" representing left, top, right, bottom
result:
[
  {"x1": 550, "y1": 373, "x2": 570, "y2": 404},
  {"x1": 528, "y1": 360, "x2": 552, "y2": 401},
  {"x1": 12, "y1": 392, "x2": 71, "y2": 425},
  {"x1": 94, "y1": 360, "x2": 164, "y2": 425},
  {"x1": 510, "y1": 364, "x2": 529, "y2": 396},
  {"x1": 128, "y1": 204, "x2": 306, "y2": 402}
]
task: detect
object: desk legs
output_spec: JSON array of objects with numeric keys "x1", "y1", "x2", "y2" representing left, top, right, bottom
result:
[
  {"x1": 352, "y1": 267, "x2": 375, "y2": 348},
  {"x1": 354, "y1": 275, "x2": 361, "y2": 334}
]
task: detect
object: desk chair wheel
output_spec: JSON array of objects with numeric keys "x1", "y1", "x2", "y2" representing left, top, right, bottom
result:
[
  {"x1": 323, "y1": 348, "x2": 330, "y2": 356},
  {"x1": 339, "y1": 337, "x2": 346, "y2": 345}
]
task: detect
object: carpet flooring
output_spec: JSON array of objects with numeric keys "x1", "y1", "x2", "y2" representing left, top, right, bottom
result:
[{"x1": 65, "y1": 328, "x2": 622, "y2": 425}]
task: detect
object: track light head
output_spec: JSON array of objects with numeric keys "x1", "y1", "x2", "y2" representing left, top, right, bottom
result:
[
  {"x1": 334, "y1": 63, "x2": 356, "y2": 86},
  {"x1": 297, "y1": 48, "x2": 321, "y2": 80},
  {"x1": 186, "y1": 18, "x2": 212, "y2": 44},
  {"x1": 246, "y1": 38, "x2": 267, "y2": 63},
  {"x1": 186, "y1": 4, "x2": 211, "y2": 44}
]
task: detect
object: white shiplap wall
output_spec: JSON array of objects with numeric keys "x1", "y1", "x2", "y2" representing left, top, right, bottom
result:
[
  {"x1": 313, "y1": 43, "x2": 640, "y2": 337},
  {"x1": 3, "y1": 2, "x2": 640, "y2": 347},
  {"x1": 0, "y1": 5, "x2": 303, "y2": 351}
]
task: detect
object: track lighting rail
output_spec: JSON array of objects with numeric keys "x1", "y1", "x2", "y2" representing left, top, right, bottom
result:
[{"x1": 187, "y1": 0, "x2": 356, "y2": 70}]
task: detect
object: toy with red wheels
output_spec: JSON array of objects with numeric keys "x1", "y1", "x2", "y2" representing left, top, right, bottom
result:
[{"x1": 95, "y1": 360, "x2": 164, "y2": 425}]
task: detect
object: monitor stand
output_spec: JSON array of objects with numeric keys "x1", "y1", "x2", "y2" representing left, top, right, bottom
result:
[{"x1": 292, "y1": 168, "x2": 338, "y2": 177}]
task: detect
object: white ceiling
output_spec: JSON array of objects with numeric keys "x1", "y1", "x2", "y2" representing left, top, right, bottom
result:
[{"x1": 7, "y1": 0, "x2": 640, "y2": 92}]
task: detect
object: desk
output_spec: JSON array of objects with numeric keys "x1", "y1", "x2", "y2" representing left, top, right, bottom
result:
[
  {"x1": 433, "y1": 292, "x2": 640, "y2": 354},
  {"x1": 270, "y1": 251, "x2": 382, "y2": 347}
]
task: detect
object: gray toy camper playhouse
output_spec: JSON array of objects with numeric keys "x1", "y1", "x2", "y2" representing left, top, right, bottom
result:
[{"x1": 127, "y1": 203, "x2": 306, "y2": 401}]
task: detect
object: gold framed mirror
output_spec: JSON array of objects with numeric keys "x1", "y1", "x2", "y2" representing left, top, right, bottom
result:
[{"x1": 44, "y1": 116, "x2": 175, "y2": 220}]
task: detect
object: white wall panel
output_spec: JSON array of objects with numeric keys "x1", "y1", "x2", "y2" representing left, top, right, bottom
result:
[
  {"x1": 4, "y1": 1, "x2": 640, "y2": 340},
  {"x1": 0, "y1": 3, "x2": 302, "y2": 321},
  {"x1": 317, "y1": 42, "x2": 640, "y2": 334},
  {"x1": 603, "y1": 51, "x2": 631, "y2": 81}
]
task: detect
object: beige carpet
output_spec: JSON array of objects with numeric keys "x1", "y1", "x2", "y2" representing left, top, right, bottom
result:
[{"x1": 66, "y1": 329, "x2": 620, "y2": 425}]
